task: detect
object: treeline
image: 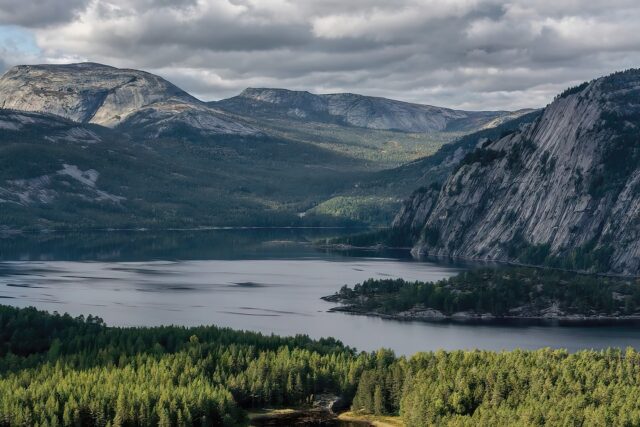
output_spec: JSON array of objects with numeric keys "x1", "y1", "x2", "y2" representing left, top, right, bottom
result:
[
  {"x1": 3, "y1": 304, "x2": 640, "y2": 426},
  {"x1": 353, "y1": 347, "x2": 640, "y2": 426},
  {"x1": 0, "y1": 305, "x2": 365, "y2": 426},
  {"x1": 327, "y1": 267, "x2": 640, "y2": 317}
]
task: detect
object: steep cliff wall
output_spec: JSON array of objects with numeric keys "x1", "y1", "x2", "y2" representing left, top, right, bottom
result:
[{"x1": 394, "y1": 70, "x2": 640, "y2": 274}]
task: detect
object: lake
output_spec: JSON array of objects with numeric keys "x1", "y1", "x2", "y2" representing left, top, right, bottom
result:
[{"x1": 1, "y1": 228, "x2": 640, "y2": 356}]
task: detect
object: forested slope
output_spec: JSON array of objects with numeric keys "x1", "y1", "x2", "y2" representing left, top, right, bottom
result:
[{"x1": 3, "y1": 305, "x2": 640, "y2": 426}]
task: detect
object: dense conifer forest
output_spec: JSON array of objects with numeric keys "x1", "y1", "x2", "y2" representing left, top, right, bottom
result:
[
  {"x1": 2, "y1": 304, "x2": 640, "y2": 426},
  {"x1": 324, "y1": 267, "x2": 640, "y2": 319}
]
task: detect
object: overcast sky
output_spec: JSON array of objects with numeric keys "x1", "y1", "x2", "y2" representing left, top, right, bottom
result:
[{"x1": 1, "y1": 0, "x2": 639, "y2": 110}]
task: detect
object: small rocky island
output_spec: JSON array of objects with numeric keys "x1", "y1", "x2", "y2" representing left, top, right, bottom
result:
[{"x1": 323, "y1": 267, "x2": 640, "y2": 323}]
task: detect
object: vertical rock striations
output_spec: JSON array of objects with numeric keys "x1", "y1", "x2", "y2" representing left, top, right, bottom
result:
[{"x1": 394, "y1": 69, "x2": 640, "y2": 275}]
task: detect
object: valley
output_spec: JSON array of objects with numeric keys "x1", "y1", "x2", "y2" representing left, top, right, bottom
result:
[
  {"x1": 0, "y1": 60, "x2": 639, "y2": 427},
  {"x1": 0, "y1": 63, "x2": 531, "y2": 230},
  {"x1": 3, "y1": 2, "x2": 640, "y2": 426}
]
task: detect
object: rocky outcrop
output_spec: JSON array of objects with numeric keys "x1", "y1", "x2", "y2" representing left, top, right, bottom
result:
[
  {"x1": 0, "y1": 63, "x2": 195, "y2": 125},
  {"x1": 216, "y1": 87, "x2": 527, "y2": 133},
  {"x1": 394, "y1": 70, "x2": 640, "y2": 275},
  {"x1": 0, "y1": 109, "x2": 102, "y2": 144},
  {"x1": 118, "y1": 100, "x2": 259, "y2": 137},
  {"x1": 0, "y1": 63, "x2": 257, "y2": 136},
  {"x1": 0, "y1": 163, "x2": 124, "y2": 206}
]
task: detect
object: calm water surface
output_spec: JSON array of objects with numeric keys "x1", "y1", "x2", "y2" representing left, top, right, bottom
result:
[{"x1": 1, "y1": 229, "x2": 640, "y2": 356}]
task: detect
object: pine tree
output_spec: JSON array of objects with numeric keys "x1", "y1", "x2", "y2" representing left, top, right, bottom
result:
[{"x1": 374, "y1": 385, "x2": 385, "y2": 415}]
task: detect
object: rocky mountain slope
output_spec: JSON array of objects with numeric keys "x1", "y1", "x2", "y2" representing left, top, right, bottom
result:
[
  {"x1": 215, "y1": 88, "x2": 524, "y2": 133},
  {"x1": 0, "y1": 107, "x2": 366, "y2": 229},
  {"x1": 0, "y1": 61, "x2": 533, "y2": 229},
  {"x1": 393, "y1": 69, "x2": 640, "y2": 275},
  {"x1": 0, "y1": 63, "x2": 257, "y2": 136}
]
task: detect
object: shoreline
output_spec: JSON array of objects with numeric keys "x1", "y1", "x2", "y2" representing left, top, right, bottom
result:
[
  {"x1": 326, "y1": 305, "x2": 640, "y2": 326},
  {"x1": 0, "y1": 225, "x2": 376, "y2": 235},
  {"x1": 318, "y1": 242, "x2": 640, "y2": 279}
]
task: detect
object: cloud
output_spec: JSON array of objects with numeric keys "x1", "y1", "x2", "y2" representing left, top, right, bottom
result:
[
  {"x1": 0, "y1": 0, "x2": 90, "y2": 27},
  {"x1": 1, "y1": 0, "x2": 640, "y2": 110}
]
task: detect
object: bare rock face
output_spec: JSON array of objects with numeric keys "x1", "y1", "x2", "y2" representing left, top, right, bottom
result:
[
  {"x1": 394, "y1": 69, "x2": 640, "y2": 275},
  {"x1": 323, "y1": 92, "x2": 468, "y2": 132},
  {"x1": 0, "y1": 63, "x2": 195, "y2": 125},
  {"x1": 0, "y1": 109, "x2": 101, "y2": 144},
  {"x1": 118, "y1": 100, "x2": 260, "y2": 137},
  {"x1": 217, "y1": 87, "x2": 525, "y2": 133},
  {"x1": 0, "y1": 63, "x2": 258, "y2": 136}
]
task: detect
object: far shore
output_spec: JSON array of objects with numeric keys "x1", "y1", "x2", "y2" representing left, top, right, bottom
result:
[{"x1": 326, "y1": 304, "x2": 640, "y2": 326}]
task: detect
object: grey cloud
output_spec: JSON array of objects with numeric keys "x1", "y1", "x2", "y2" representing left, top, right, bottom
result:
[
  {"x1": 0, "y1": 0, "x2": 90, "y2": 27},
  {"x1": 8, "y1": 0, "x2": 640, "y2": 110}
]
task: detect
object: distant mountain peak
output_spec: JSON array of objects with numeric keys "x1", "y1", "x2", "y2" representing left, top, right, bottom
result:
[
  {"x1": 0, "y1": 62, "x2": 258, "y2": 136},
  {"x1": 0, "y1": 62, "x2": 198, "y2": 126},
  {"x1": 240, "y1": 87, "x2": 313, "y2": 96},
  {"x1": 218, "y1": 87, "x2": 519, "y2": 133}
]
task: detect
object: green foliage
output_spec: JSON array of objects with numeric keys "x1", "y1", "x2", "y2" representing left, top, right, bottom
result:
[
  {"x1": 306, "y1": 196, "x2": 401, "y2": 226},
  {"x1": 335, "y1": 110, "x2": 543, "y2": 227},
  {"x1": 322, "y1": 228, "x2": 414, "y2": 248},
  {"x1": 326, "y1": 267, "x2": 640, "y2": 317},
  {"x1": 583, "y1": 68, "x2": 640, "y2": 199},
  {"x1": 421, "y1": 226, "x2": 440, "y2": 247},
  {"x1": 505, "y1": 232, "x2": 616, "y2": 273},
  {"x1": 0, "y1": 305, "x2": 365, "y2": 426},
  {"x1": 350, "y1": 345, "x2": 640, "y2": 427},
  {"x1": 0, "y1": 109, "x2": 452, "y2": 229},
  {"x1": 458, "y1": 148, "x2": 505, "y2": 169},
  {"x1": 589, "y1": 108, "x2": 640, "y2": 198},
  {"x1": 3, "y1": 304, "x2": 640, "y2": 426},
  {"x1": 506, "y1": 138, "x2": 536, "y2": 171},
  {"x1": 399, "y1": 347, "x2": 640, "y2": 426},
  {"x1": 556, "y1": 81, "x2": 590, "y2": 99},
  {"x1": 550, "y1": 240, "x2": 615, "y2": 273},
  {"x1": 0, "y1": 106, "x2": 543, "y2": 230},
  {"x1": 505, "y1": 232, "x2": 551, "y2": 265},
  {"x1": 248, "y1": 117, "x2": 460, "y2": 167}
]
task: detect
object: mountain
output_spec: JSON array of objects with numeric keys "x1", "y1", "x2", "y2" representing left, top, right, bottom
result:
[
  {"x1": 117, "y1": 100, "x2": 258, "y2": 138},
  {"x1": 362, "y1": 110, "x2": 542, "y2": 195},
  {"x1": 215, "y1": 88, "x2": 525, "y2": 133},
  {"x1": 306, "y1": 110, "x2": 542, "y2": 225},
  {"x1": 0, "y1": 107, "x2": 368, "y2": 229},
  {"x1": 0, "y1": 61, "x2": 533, "y2": 229},
  {"x1": 0, "y1": 63, "x2": 257, "y2": 136},
  {"x1": 393, "y1": 69, "x2": 640, "y2": 275}
]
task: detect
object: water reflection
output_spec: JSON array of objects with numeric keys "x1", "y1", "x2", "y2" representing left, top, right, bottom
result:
[
  {"x1": 0, "y1": 228, "x2": 396, "y2": 262},
  {"x1": 1, "y1": 229, "x2": 640, "y2": 355}
]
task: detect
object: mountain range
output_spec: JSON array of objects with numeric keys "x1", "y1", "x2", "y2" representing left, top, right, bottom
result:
[
  {"x1": 214, "y1": 87, "x2": 525, "y2": 133},
  {"x1": 0, "y1": 62, "x2": 529, "y2": 229},
  {"x1": 2, "y1": 61, "x2": 637, "y2": 274}
]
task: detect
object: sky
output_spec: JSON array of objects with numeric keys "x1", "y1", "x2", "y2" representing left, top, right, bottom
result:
[{"x1": 0, "y1": 0, "x2": 640, "y2": 110}]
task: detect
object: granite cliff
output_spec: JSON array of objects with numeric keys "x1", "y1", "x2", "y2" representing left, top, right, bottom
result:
[
  {"x1": 0, "y1": 63, "x2": 257, "y2": 136},
  {"x1": 394, "y1": 69, "x2": 640, "y2": 275}
]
